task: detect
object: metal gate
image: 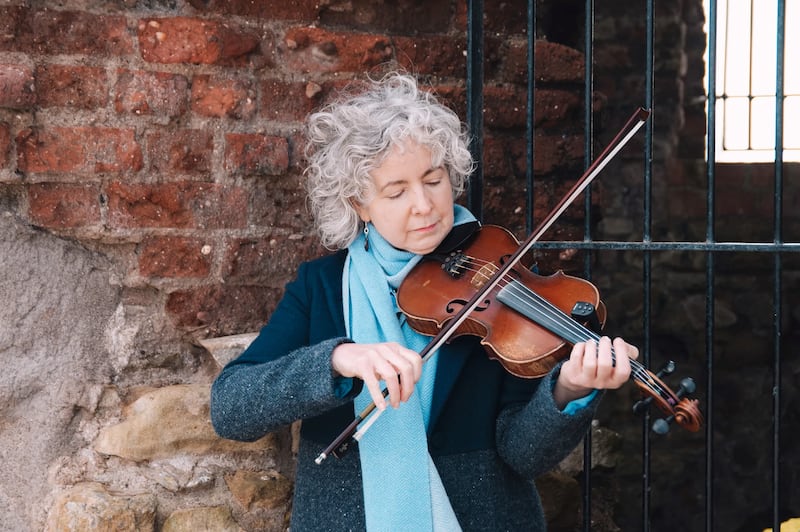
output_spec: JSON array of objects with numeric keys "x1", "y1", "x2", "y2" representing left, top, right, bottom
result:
[{"x1": 464, "y1": 0, "x2": 799, "y2": 530}]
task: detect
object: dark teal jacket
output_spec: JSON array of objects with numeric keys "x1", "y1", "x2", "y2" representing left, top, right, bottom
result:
[{"x1": 211, "y1": 250, "x2": 600, "y2": 531}]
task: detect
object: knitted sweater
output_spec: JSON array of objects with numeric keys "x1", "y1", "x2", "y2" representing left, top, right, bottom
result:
[{"x1": 210, "y1": 250, "x2": 600, "y2": 531}]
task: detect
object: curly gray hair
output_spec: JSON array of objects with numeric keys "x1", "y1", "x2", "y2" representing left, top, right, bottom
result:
[{"x1": 304, "y1": 72, "x2": 474, "y2": 250}]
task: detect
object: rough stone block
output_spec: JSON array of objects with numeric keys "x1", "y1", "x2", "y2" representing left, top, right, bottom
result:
[{"x1": 94, "y1": 384, "x2": 277, "y2": 462}]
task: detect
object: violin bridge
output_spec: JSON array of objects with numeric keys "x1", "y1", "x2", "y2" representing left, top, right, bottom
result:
[{"x1": 471, "y1": 262, "x2": 498, "y2": 289}]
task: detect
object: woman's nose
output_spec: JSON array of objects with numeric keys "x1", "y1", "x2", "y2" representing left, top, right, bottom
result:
[{"x1": 410, "y1": 186, "x2": 433, "y2": 214}]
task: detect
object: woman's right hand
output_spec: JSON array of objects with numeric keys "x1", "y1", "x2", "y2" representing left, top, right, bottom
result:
[{"x1": 331, "y1": 342, "x2": 423, "y2": 410}]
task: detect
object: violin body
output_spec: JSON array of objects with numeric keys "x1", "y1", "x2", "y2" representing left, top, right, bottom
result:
[
  {"x1": 397, "y1": 224, "x2": 703, "y2": 433},
  {"x1": 397, "y1": 225, "x2": 607, "y2": 378}
]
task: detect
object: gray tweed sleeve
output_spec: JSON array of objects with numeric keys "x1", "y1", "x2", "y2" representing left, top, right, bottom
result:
[
  {"x1": 495, "y1": 365, "x2": 601, "y2": 478},
  {"x1": 210, "y1": 336, "x2": 356, "y2": 442}
]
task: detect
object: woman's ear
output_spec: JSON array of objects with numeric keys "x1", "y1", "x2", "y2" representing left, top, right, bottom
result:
[{"x1": 351, "y1": 198, "x2": 370, "y2": 223}]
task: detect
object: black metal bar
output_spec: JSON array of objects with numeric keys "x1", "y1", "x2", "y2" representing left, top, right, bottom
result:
[
  {"x1": 526, "y1": 0, "x2": 536, "y2": 235},
  {"x1": 525, "y1": 240, "x2": 800, "y2": 252},
  {"x1": 581, "y1": 2, "x2": 595, "y2": 530},
  {"x1": 466, "y1": 0, "x2": 484, "y2": 220},
  {"x1": 583, "y1": 0, "x2": 595, "y2": 253},
  {"x1": 748, "y1": 0, "x2": 755, "y2": 150},
  {"x1": 642, "y1": 0, "x2": 656, "y2": 526},
  {"x1": 705, "y1": 1, "x2": 719, "y2": 530},
  {"x1": 772, "y1": 1, "x2": 785, "y2": 529}
]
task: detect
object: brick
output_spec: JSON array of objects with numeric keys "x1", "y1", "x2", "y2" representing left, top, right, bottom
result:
[
  {"x1": 224, "y1": 134, "x2": 289, "y2": 177},
  {"x1": 427, "y1": 85, "x2": 467, "y2": 119},
  {"x1": 28, "y1": 183, "x2": 101, "y2": 229},
  {"x1": 481, "y1": 86, "x2": 583, "y2": 130},
  {"x1": 260, "y1": 79, "x2": 322, "y2": 122},
  {"x1": 191, "y1": 75, "x2": 256, "y2": 119},
  {"x1": 222, "y1": 238, "x2": 274, "y2": 282},
  {"x1": 0, "y1": 64, "x2": 35, "y2": 110},
  {"x1": 665, "y1": 187, "x2": 707, "y2": 219},
  {"x1": 106, "y1": 181, "x2": 247, "y2": 229},
  {"x1": 146, "y1": 129, "x2": 213, "y2": 177},
  {"x1": 248, "y1": 180, "x2": 309, "y2": 229},
  {"x1": 482, "y1": 131, "x2": 583, "y2": 181},
  {"x1": 283, "y1": 27, "x2": 393, "y2": 73},
  {"x1": 187, "y1": 0, "x2": 319, "y2": 20},
  {"x1": 138, "y1": 17, "x2": 260, "y2": 65},
  {"x1": 482, "y1": 84, "x2": 527, "y2": 129},
  {"x1": 532, "y1": 133, "x2": 584, "y2": 174},
  {"x1": 531, "y1": 89, "x2": 585, "y2": 128},
  {"x1": 165, "y1": 285, "x2": 278, "y2": 336},
  {"x1": 484, "y1": 0, "x2": 528, "y2": 35},
  {"x1": 36, "y1": 65, "x2": 108, "y2": 110},
  {"x1": 0, "y1": 122, "x2": 9, "y2": 168},
  {"x1": 594, "y1": 44, "x2": 632, "y2": 72},
  {"x1": 114, "y1": 70, "x2": 189, "y2": 118},
  {"x1": 394, "y1": 36, "x2": 467, "y2": 77},
  {"x1": 0, "y1": 7, "x2": 25, "y2": 51},
  {"x1": 319, "y1": 0, "x2": 451, "y2": 34},
  {"x1": 1, "y1": 8, "x2": 132, "y2": 56},
  {"x1": 502, "y1": 40, "x2": 586, "y2": 85},
  {"x1": 17, "y1": 127, "x2": 143, "y2": 175},
  {"x1": 223, "y1": 235, "x2": 326, "y2": 284},
  {"x1": 453, "y1": 1, "x2": 530, "y2": 34},
  {"x1": 138, "y1": 236, "x2": 212, "y2": 278},
  {"x1": 715, "y1": 174, "x2": 771, "y2": 218},
  {"x1": 482, "y1": 135, "x2": 519, "y2": 180}
]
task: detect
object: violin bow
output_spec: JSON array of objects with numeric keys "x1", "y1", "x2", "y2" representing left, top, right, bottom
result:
[{"x1": 315, "y1": 107, "x2": 651, "y2": 464}]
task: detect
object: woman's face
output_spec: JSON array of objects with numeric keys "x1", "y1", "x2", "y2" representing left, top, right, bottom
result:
[{"x1": 355, "y1": 140, "x2": 454, "y2": 255}]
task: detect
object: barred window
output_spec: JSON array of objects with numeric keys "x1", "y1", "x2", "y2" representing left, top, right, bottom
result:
[{"x1": 705, "y1": 0, "x2": 800, "y2": 162}]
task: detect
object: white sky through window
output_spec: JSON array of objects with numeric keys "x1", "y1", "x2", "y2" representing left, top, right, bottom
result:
[{"x1": 703, "y1": 0, "x2": 800, "y2": 162}]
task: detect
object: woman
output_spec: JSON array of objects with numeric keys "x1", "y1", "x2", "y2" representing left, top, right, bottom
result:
[{"x1": 210, "y1": 72, "x2": 637, "y2": 531}]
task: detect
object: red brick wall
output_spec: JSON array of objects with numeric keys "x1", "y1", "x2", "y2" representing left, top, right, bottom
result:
[{"x1": 0, "y1": 1, "x2": 587, "y2": 339}]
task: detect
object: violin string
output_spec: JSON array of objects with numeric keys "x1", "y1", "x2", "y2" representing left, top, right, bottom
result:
[
  {"x1": 497, "y1": 279, "x2": 668, "y2": 399},
  {"x1": 452, "y1": 255, "x2": 669, "y2": 400},
  {"x1": 499, "y1": 280, "x2": 671, "y2": 401}
]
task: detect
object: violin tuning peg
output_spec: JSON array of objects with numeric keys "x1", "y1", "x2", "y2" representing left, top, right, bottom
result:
[
  {"x1": 652, "y1": 416, "x2": 672, "y2": 434},
  {"x1": 678, "y1": 377, "x2": 696, "y2": 396},
  {"x1": 656, "y1": 360, "x2": 676, "y2": 378},
  {"x1": 632, "y1": 396, "x2": 653, "y2": 415}
]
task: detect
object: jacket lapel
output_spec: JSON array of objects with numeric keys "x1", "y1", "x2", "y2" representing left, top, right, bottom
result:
[{"x1": 427, "y1": 340, "x2": 469, "y2": 433}]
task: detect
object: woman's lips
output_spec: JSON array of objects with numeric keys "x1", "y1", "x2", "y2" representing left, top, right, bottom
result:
[{"x1": 413, "y1": 222, "x2": 438, "y2": 232}]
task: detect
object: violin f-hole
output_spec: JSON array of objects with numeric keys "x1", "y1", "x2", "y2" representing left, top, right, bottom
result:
[{"x1": 446, "y1": 298, "x2": 491, "y2": 314}]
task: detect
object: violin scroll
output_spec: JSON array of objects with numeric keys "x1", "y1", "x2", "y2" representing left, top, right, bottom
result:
[{"x1": 632, "y1": 361, "x2": 703, "y2": 434}]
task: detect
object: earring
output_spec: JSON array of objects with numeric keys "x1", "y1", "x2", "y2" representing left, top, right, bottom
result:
[{"x1": 363, "y1": 225, "x2": 370, "y2": 251}]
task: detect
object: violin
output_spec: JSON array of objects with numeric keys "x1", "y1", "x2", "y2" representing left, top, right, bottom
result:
[
  {"x1": 397, "y1": 223, "x2": 703, "y2": 434},
  {"x1": 314, "y1": 107, "x2": 703, "y2": 465}
]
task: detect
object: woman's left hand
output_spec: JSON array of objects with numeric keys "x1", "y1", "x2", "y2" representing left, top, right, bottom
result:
[{"x1": 552, "y1": 336, "x2": 639, "y2": 409}]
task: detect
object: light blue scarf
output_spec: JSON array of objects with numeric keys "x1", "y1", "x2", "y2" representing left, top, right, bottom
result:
[{"x1": 343, "y1": 205, "x2": 475, "y2": 531}]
